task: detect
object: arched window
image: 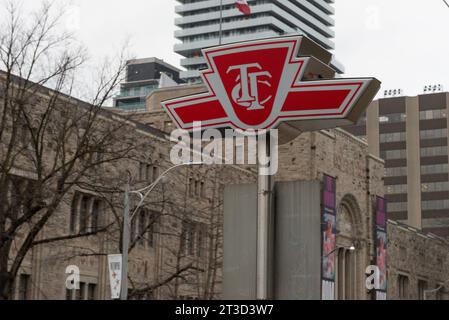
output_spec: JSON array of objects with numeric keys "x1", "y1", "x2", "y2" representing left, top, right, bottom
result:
[
  {"x1": 70, "y1": 193, "x2": 81, "y2": 234},
  {"x1": 79, "y1": 196, "x2": 90, "y2": 234},
  {"x1": 91, "y1": 200, "x2": 101, "y2": 232}
]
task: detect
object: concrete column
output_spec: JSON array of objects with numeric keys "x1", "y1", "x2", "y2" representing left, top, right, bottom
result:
[
  {"x1": 405, "y1": 97, "x2": 422, "y2": 229},
  {"x1": 366, "y1": 100, "x2": 380, "y2": 157}
]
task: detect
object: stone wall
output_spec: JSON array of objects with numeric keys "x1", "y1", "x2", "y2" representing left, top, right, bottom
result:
[{"x1": 387, "y1": 220, "x2": 449, "y2": 300}]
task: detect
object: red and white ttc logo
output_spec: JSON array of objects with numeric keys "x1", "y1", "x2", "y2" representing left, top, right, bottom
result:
[
  {"x1": 162, "y1": 36, "x2": 380, "y2": 132},
  {"x1": 229, "y1": 63, "x2": 272, "y2": 111}
]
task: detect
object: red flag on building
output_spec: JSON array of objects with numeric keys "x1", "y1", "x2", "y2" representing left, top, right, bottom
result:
[{"x1": 235, "y1": 0, "x2": 251, "y2": 15}]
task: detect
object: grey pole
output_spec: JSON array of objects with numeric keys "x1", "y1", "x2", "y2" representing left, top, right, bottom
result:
[
  {"x1": 219, "y1": 0, "x2": 223, "y2": 45},
  {"x1": 256, "y1": 132, "x2": 273, "y2": 300},
  {"x1": 120, "y1": 183, "x2": 130, "y2": 300}
]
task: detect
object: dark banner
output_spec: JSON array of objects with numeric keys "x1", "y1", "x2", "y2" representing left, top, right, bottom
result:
[
  {"x1": 321, "y1": 174, "x2": 337, "y2": 300},
  {"x1": 375, "y1": 197, "x2": 388, "y2": 299}
]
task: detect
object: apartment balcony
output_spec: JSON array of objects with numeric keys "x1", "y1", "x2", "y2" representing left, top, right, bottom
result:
[
  {"x1": 180, "y1": 69, "x2": 202, "y2": 80},
  {"x1": 180, "y1": 57, "x2": 206, "y2": 68}
]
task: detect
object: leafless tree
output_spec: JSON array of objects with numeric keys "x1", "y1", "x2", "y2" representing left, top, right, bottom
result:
[{"x1": 0, "y1": 0, "x2": 135, "y2": 299}]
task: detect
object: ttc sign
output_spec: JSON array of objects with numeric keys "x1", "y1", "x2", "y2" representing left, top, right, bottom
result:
[{"x1": 162, "y1": 36, "x2": 380, "y2": 132}]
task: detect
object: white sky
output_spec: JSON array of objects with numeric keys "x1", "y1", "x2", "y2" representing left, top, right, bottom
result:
[{"x1": 6, "y1": 0, "x2": 449, "y2": 97}]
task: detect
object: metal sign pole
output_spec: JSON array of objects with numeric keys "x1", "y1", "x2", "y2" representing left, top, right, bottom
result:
[
  {"x1": 120, "y1": 183, "x2": 130, "y2": 300},
  {"x1": 256, "y1": 132, "x2": 273, "y2": 300}
]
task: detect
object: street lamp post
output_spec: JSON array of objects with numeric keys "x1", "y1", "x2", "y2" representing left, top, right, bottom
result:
[{"x1": 120, "y1": 162, "x2": 202, "y2": 300}]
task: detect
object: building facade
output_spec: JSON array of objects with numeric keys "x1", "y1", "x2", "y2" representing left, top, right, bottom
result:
[
  {"x1": 174, "y1": 0, "x2": 342, "y2": 82},
  {"x1": 113, "y1": 58, "x2": 183, "y2": 111},
  {"x1": 344, "y1": 92, "x2": 449, "y2": 238}
]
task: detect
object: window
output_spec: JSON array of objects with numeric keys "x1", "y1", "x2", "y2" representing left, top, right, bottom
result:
[
  {"x1": 422, "y1": 200, "x2": 449, "y2": 210},
  {"x1": 70, "y1": 282, "x2": 96, "y2": 300},
  {"x1": 70, "y1": 193, "x2": 104, "y2": 234},
  {"x1": 79, "y1": 196, "x2": 89, "y2": 234},
  {"x1": 398, "y1": 274, "x2": 409, "y2": 299},
  {"x1": 132, "y1": 209, "x2": 158, "y2": 249},
  {"x1": 420, "y1": 128, "x2": 447, "y2": 140},
  {"x1": 420, "y1": 109, "x2": 447, "y2": 120},
  {"x1": 381, "y1": 149, "x2": 407, "y2": 160},
  {"x1": 418, "y1": 280, "x2": 427, "y2": 300},
  {"x1": 189, "y1": 178, "x2": 194, "y2": 197},
  {"x1": 385, "y1": 167, "x2": 407, "y2": 177},
  {"x1": 147, "y1": 211, "x2": 158, "y2": 249},
  {"x1": 182, "y1": 221, "x2": 206, "y2": 258},
  {"x1": 189, "y1": 178, "x2": 205, "y2": 198},
  {"x1": 421, "y1": 182, "x2": 449, "y2": 193},
  {"x1": 379, "y1": 113, "x2": 406, "y2": 123},
  {"x1": 18, "y1": 274, "x2": 31, "y2": 300},
  {"x1": 336, "y1": 248, "x2": 356, "y2": 300},
  {"x1": 146, "y1": 164, "x2": 152, "y2": 181},
  {"x1": 388, "y1": 202, "x2": 407, "y2": 212},
  {"x1": 421, "y1": 164, "x2": 448, "y2": 175},
  {"x1": 152, "y1": 166, "x2": 159, "y2": 181},
  {"x1": 70, "y1": 194, "x2": 80, "y2": 233},
  {"x1": 91, "y1": 200, "x2": 101, "y2": 232},
  {"x1": 195, "y1": 181, "x2": 199, "y2": 197},
  {"x1": 76, "y1": 282, "x2": 85, "y2": 300},
  {"x1": 139, "y1": 162, "x2": 147, "y2": 181},
  {"x1": 386, "y1": 184, "x2": 407, "y2": 195},
  {"x1": 200, "y1": 182, "x2": 205, "y2": 197},
  {"x1": 380, "y1": 132, "x2": 406, "y2": 143},
  {"x1": 87, "y1": 284, "x2": 96, "y2": 300},
  {"x1": 420, "y1": 146, "x2": 448, "y2": 157},
  {"x1": 66, "y1": 288, "x2": 73, "y2": 300}
]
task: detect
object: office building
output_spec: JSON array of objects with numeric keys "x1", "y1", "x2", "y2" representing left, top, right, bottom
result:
[
  {"x1": 344, "y1": 92, "x2": 449, "y2": 238},
  {"x1": 113, "y1": 58, "x2": 183, "y2": 110},
  {"x1": 174, "y1": 0, "x2": 342, "y2": 83}
]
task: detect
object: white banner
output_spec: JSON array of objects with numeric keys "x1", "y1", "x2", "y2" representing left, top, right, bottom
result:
[
  {"x1": 107, "y1": 254, "x2": 123, "y2": 299},
  {"x1": 322, "y1": 280, "x2": 335, "y2": 300}
]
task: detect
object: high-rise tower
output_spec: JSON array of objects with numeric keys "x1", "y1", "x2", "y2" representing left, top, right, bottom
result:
[{"x1": 174, "y1": 0, "x2": 341, "y2": 83}]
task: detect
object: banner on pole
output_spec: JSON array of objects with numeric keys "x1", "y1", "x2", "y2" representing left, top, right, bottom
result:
[
  {"x1": 374, "y1": 197, "x2": 388, "y2": 299},
  {"x1": 107, "y1": 254, "x2": 123, "y2": 299},
  {"x1": 321, "y1": 174, "x2": 337, "y2": 300}
]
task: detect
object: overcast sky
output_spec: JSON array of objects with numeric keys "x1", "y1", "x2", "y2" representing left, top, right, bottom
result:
[{"x1": 7, "y1": 0, "x2": 449, "y2": 97}]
